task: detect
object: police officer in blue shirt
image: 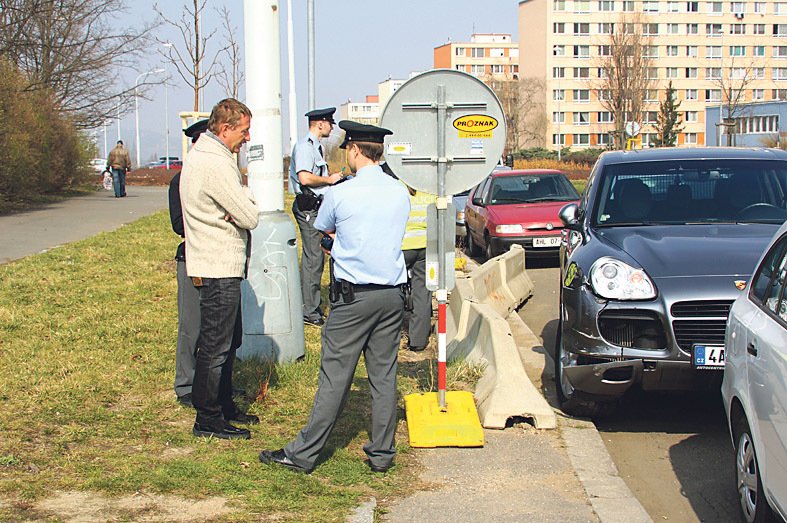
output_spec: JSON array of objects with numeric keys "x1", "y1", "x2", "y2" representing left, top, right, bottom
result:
[
  {"x1": 261, "y1": 121, "x2": 410, "y2": 474},
  {"x1": 289, "y1": 107, "x2": 344, "y2": 327}
]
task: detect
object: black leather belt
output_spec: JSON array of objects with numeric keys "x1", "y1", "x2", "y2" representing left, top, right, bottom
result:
[{"x1": 351, "y1": 283, "x2": 400, "y2": 292}]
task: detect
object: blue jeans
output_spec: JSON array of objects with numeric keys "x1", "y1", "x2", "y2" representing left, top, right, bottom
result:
[
  {"x1": 192, "y1": 277, "x2": 243, "y2": 429},
  {"x1": 111, "y1": 168, "x2": 126, "y2": 197}
]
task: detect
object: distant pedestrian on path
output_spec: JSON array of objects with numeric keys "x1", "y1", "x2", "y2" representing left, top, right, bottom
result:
[
  {"x1": 180, "y1": 98, "x2": 260, "y2": 440},
  {"x1": 106, "y1": 140, "x2": 131, "y2": 198}
]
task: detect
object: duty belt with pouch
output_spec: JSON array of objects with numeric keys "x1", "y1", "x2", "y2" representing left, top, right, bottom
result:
[
  {"x1": 295, "y1": 186, "x2": 323, "y2": 212},
  {"x1": 331, "y1": 279, "x2": 403, "y2": 304}
]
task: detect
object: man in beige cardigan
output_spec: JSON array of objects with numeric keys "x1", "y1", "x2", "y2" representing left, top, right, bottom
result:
[{"x1": 180, "y1": 98, "x2": 260, "y2": 440}]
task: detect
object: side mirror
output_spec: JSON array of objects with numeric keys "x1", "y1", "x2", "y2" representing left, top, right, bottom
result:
[
  {"x1": 559, "y1": 203, "x2": 581, "y2": 227},
  {"x1": 505, "y1": 154, "x2": 514, "y2": 168},
  {"x1": 471, "y1": 196, "x2": 484, "y2": 206}
]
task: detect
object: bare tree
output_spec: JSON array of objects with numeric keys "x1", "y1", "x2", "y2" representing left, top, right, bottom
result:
[
  {"x1": 593, "y1": 14, "x2": 654, "y2": 149},
  {"x1": 487, "y1": 76, "x2": 547, "y2": 152},
  {"x1": 711, "y1": 50, "x2": 758, "y2": 146},
  {"x1": 0, "y1": 0, "x2": 156, "y2": 129},
  {"x1": 215, "y1": 6, "x2": 244, "y2": 99},
  {"x1": 156, "y1": 0, "x2": 228, "y2": 112}
]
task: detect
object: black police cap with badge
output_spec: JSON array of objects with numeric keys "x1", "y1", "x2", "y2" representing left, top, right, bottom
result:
[
  {"x1": 305, "y1": 107, "x2": 336, "y2": 124},
  {"x1": 183, "y1": 119, "x2": 209, "y2": 144},
  {"x1": 337, "y1": 120, "x2": 393, "y2": 149}
]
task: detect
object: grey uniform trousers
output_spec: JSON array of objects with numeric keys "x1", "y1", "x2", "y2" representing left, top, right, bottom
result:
[
  {"x1": 403, "y1": 248, "x2": 432, "y2": 349},
  {"x1": 285, "y1": 285, "x2": 405, "y2": 471},
  {"x1": 174, "y1": 260, "x2": 200, "y2": 398},
  {"x1": 292, "y1": 200, "x2": 325, "y2": 322}
]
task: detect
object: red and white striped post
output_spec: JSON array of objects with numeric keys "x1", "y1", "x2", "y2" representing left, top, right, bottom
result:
[{"x1": 437, "y1": 288, "x2": 448, "y2": 409}]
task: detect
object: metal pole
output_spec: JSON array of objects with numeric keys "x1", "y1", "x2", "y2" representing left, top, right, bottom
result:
[
  {"x1": 117, "y1": 104, "x2": 121, "y2": 141},
  {"x1": 307, "y1": 0, "x2": 315, "y2": 110},
  {"x1": 164, "y1": 42, "x2": 173, "y2": 169},
  {"x1": 557, "y1": 70, "x2": 562, "y2": 161},
  {"x1": 103, "y1": 123, "x2": 107, "y2": 158},
  {"x1": 436, "y1": 84, "x2": 448, "y2": 410},
  {"x1": 287, "y1": 0, "x2": 298, "y2": 149},
  {"x1": 134, "y1": 69, "x2": 164, "y2": 167}
]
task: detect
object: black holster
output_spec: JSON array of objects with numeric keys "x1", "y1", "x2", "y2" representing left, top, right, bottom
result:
[
  {"x1": 295, "y1": 187, "x2": 323, "y2": 212},
  {"x1": 404, "y1": 278, "x2": 413, "y2": 312}
]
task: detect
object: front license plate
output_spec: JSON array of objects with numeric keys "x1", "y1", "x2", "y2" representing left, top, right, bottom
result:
[
  {"x1": 533, "y1": 237, "x2": 561, "y2": 248},
  {"x1": 692, "y1": 345, "x2": 725, "y2": 370}
]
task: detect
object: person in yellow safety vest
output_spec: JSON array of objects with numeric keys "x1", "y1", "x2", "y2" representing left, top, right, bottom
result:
[{"x1": 400, "y1": 184, "x2": 437, "y2": 352}]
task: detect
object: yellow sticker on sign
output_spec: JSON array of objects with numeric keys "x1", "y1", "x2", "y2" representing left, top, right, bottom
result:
[{"x1": 453, "y1": 114, "x2": 498, "y2": 138}]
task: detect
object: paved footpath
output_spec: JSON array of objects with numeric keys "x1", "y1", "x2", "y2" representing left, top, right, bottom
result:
[{"x1": 0, "y1": 186, "x2": 168, "y2": 264}]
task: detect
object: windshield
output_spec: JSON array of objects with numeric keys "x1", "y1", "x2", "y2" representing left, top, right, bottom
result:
[
  {"x1": 488, "y1": 173, "x2": 579, "y2": 205},
  {"x1": 593, "y1": 159, "x2": 787, "y2": 226}
]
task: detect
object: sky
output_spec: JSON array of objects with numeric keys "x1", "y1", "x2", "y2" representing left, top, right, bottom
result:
[{"x1": 105, "y1": 0, "x2": 519, "y2": 163}]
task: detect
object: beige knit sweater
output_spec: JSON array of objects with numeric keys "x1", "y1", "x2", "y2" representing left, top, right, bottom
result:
[{"x1": 180, "y1": 133, "x2": 259, "y2": 278}]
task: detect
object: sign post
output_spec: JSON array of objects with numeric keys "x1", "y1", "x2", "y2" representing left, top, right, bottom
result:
[{"x1": 381, "y1": 70, "x2": 506, "y2": 447}]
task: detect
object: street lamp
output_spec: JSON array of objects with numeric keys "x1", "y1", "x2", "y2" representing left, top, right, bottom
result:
[
  {"x1": 163, "y1": 42, "x2": 173, "y2": 169},
  {"x1": 134, "y1": 68, "x2": 165, "y2": 167}
]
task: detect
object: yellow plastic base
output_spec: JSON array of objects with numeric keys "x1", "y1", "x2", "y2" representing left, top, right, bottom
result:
[{"x1": 404, "y1": 391, "x2": 484, "y2": 448}]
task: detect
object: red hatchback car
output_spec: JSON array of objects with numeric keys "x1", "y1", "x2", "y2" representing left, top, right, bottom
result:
[{"x1": 464, "y1": 169, "x2": 580, "y2": 259}]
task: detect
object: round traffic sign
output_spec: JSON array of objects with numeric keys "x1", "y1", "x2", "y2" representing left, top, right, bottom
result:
[{"x1": 380, "y1": 69, "x2": 507, "y2": 196}]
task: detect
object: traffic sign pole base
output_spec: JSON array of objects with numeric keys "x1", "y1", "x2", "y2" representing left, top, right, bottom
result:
[{"x1": 404, "y1": 391, "x2": 484, "y2": 448}]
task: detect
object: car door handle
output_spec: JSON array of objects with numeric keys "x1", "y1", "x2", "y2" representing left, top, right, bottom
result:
[{"x1": 747, "y1": 343, "x2": 758, "y2": 357}]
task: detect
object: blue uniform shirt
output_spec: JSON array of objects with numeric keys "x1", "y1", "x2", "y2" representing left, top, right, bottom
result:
[
  {"x1": 288, "y1": 132, "x2": 329, "y2": 196},
  {"x1": 314, "y1": 164, "x2": 410, "y2": 286}
]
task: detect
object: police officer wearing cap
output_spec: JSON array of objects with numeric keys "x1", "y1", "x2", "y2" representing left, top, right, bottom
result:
[
  {"x1": 260, "y1": 121, "x2": 410, "y2": 474},
  {"x1": 289, "y1": 107, "x2": 344, "y2": 327}
]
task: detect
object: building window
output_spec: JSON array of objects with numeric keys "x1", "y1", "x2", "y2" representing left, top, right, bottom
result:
[
  {"x1": 669, "y1": 1, "x2": 681, "y2": 11},
  {"x1": 753, "y1": 24, "x2": 766, "y2": 35},
  {"x1": 687, "y1": 0, "x2": 699, "y2": 10},
  {"x1": 574, "y1": 45, "x2": 590, "y2": 58},
  {"x1": 490, "y1": 64, "x2": 504, "y2": 74},
  {"x1": 553, "y1": 134, "x2": 565, "y2": 146},
  {"x1": 643, "y1": 0, "x2": 659, "y2": 11},
  {"x1": 754, "y1": 45, "x2": 766, "y2": 56},
  {"x1": 455, "y1": 47, "x2": 466, "y2": 56},
  {"x1": 645, "y1": 89, "x2": 659, "y2": 101},
  {"x1": 775, "y1": 67, "x2": 787, "y2": 80},
  {"x1": 574, "y1": 22, "x2": 590, "y2": 35},
  {"x1": 554, "y1": 0, "x2": 566, "y2": 10},
  {"x1": 686, "y1": 89, "x2": 698, "y2": 100},
  {"x1": 708, "y1": 1, "x2": 723, "y2": 13},
  {"x1": 731, "y1": 23, "x2": 746, "y2": 34},
  {"x1": 706, "y1": 45, "x2": 722, "y2": 58},
  {"x1": 735, "y1": 115, "x2": 779, "y2": 134},
  {"x1": 731, "y1": 67, "x2": 748, "y2": 79},
  {"x1": 706, "y1": 23, "x2": 723, "y2": 35},
  {"x1": 644, "y1": 111, "x2": 658, "y2": 124},
  {"x1": 573, "y1": 134, "x2": 590, "y2": 146},
  {"x1": 685, "y1": 132, "x2": 698, "y2": 144},
  {"x1": 490, "y1": 48, "x2": 505, "y2": 58},
  {"x1": 667, "y1": 23, "x2": 680, "y2": 34},
  {"x1": 730, "y1": 45, "x2": 746, "y2": 56},
  {"x1": 753, "y1": 88, "x2": 765, "y2": 100},
  {"x1": 753, "y1": 67, "x2": 765, "y2": 79},
  {"x1": 667, "y1": 45, "x2": 679, "y2": 56},
  {"x1": 777, "y1": 2, "x2": 787, "y2": 14},
  {"x1": 773, "y1": 89, "x2": 787, "y2": 99},
  {"x1": 553, "y1": 67, "x2": 565, "y2": 78},
  {"x1": 598, "y1": 133, "x2": 613, "y2": 146},
  {"x1": 646, "y1": 68, "x2": 659, "y2": 79},
  {"x1": 687, "y1": 23, "x2": 699, "y2": 34},
  {"x1": 667, "y1": 67, "x2": 679, "y2": 78},
  {"x1": 553, "y1": 112, "x2": 565, "y2": 124},
  {"x1": 687, "y1": 45, "x2": 698, "y2": 57},
  {"x1": 599, "y1": 0, "x2": 615, "y2": 10},
  {"x1": 776, "y1": 46, "x2": 787, "y2": 58},
  {"x1": 706, "y1": 67, "x2": 722, "y2": 79},
  {"x1": 706, "y1": 89, "x2": 722, "y2": 101},
  {"x1": 685, "y1": 67, "x2": 698, "y2": 78},
  {"x1": 470, "y1": 64, "x2": 484, "y2": 76},
  {"x1": 599, "y1": 22, "x2": 614, "y2": 34},
  {"x1": 574, "y1": 89, "x2": 590, "y2": 102},
  {"x1": 643, "y1": 23, "x2": 659, "y2": 35},
  {"x1": 554, "y1": 89, "x2": 565, "y2": 101},
  {"x1": 598, "y1": 111, "x2": 614, "y2": 123},
  {"x1": 554, "y1": 22, "x2": 566, "y2": 34},
  {"x1": 575, "y1": 0, "x2": 591, "y2": 12},
  {"x1": 553, "y1": 45, "x2": 565, "y2": 56},
  {"x1": 731, "y1": 1, "x2": 745, "y2": 12},
  {"x1": 598, "y1": 44, "x2": 611, "y2": 56},
  {"x1": 622, "y1": 0, "x2": 635, "y2": 10},
  {"x1": 774, "y1": 24, "x2": 787, "y2": 36},
  {"x1": 597, "y1": 68, "x2": 609, "y2": 79},
  {"x1": 644, "y1": 46, "x2": 659, "y2": 58},
  {"x1": 686, "y1": 111, "x2": 698, "y2": 122},
  {"x1": 471, "y1": 47, "x2": 485, "y2": 58},
  {"x1": 574, "y1": 67, "x2": 590, "y2": 78},
  {"x1": 573, "y1": 112, "x2": 590, "y2": 125},
  {"x1": 598, "y1": 89, "x2": 612, "y2": 101},
  {"x1": 455, "y1": 64, "x2": 465, "y2": 72},
  {"x1": 754, "y1": 1, "x2": 766, "y2": 13}
]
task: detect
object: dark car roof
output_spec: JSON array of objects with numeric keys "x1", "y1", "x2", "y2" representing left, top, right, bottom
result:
[
  {"x1": 599, "y1": 147, "x2": 787, "y2": 165},
  {"x1": 491, "y1": 169, "x2": 565, "y2": 178}
]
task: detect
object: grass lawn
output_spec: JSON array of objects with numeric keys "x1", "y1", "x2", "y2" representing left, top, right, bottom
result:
[{"x1": 0, "y1": 206, "x2": 479, "y2": 522}]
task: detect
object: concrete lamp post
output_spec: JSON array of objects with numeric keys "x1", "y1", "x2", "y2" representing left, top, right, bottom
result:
[{"x1": 134, "y1": 68, "x2": 165, "y2": 168}]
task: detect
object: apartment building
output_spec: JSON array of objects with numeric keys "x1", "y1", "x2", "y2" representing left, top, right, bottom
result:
[
  {"x1": 338, "y1": 77, "x2": 409, "y2": 125},
  {"x1": 519, "y1": 0, "x2": 787, "y2": 149},
  {"x1": 434, "y1": 33, "x2": 520, "y2": 80}
]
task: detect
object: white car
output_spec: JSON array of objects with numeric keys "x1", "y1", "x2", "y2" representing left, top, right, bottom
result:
[
  {"x1": 90, "y1": 158, "x2": 106, "y2": 174},
  {"x1": 722, "y1": 220, "x2": 787, "y2": 523}
]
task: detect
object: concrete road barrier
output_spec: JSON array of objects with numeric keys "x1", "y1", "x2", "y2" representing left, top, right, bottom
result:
[{"x1": 447, "y1": 245, "x2": 556, "y2": 430}]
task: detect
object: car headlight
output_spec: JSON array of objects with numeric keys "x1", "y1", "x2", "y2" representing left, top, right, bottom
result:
[
  {"x1": 495, "y1": 224, "x2": 524, "y2": 234},
  {"x1": 589, "y1": 257, "x2": 656, "y2": 300}
]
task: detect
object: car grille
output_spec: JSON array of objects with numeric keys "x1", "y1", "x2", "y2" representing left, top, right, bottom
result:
[
  {"x1": 598, "y1": 310, "x2": 666, "y2": 349},
  {"x1": 671, "y1": 300, "x2": 734, "y2": 351}
]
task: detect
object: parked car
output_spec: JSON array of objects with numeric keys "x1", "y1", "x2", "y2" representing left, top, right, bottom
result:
[
  {"x1": 152, "y1": 160, "x2": 182, "y2": 169},
  {"x1": 722, "y1": 220, "x2": 787, "y2": 523},
  {"x1": 556, "y1": 147, "x2": 787, "y2": 417},
  {"x1": 464, "y1": 169, "x2": 580, "y2": 259},
  {"x1": 90, "y1": 158, "x2": 106, "y2": 174},
  {"x1": 454, "y1": 166, "x2": 512, "y2": 246}
]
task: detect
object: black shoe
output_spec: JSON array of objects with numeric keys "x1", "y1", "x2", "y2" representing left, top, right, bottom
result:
[
  {"x1": 303, "y1": 317, "x2": 324, "y2": 327},
  {"x1": 227, "y1": 411, "x2": 259, "y2": 425},
  {"x1": 366, "y1": 459, "x2": 392, "y2": 473},
  {"x1": 177, "y1": 393, "x2": 193, "y2": 408},
  {"x1": 259, "y1": 449, "x2": 312, "y2": 473},
  {"x1": 232, "y1": 387, "x2": 246, "y2": 398},
  {"x1": 192, "y1": 422, "x2": 250, "y2": 440}
]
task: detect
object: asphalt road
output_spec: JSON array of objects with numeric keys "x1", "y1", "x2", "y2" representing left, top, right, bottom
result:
[
  {"x1": 0, "y1": 186, "x2": 169, "y2": 264},
  {"x1": 517, "y1": 257, "x2": 739, "y2": 523}
]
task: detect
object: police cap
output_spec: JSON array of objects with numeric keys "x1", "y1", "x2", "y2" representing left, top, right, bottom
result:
[
  {"x1": 338, "y1": 120, "x2": 393, "y2": 149},
  {"x1": 183, "y1": 119, "x2": 209, "y2": 143},
  {"x1": 305, "y1": 107, "x2": 336, "y2": 124}
]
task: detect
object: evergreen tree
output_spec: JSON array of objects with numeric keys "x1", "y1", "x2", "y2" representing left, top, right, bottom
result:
[{"x1": 652, "y1": 81, "x2": 684, "y2": 147}]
